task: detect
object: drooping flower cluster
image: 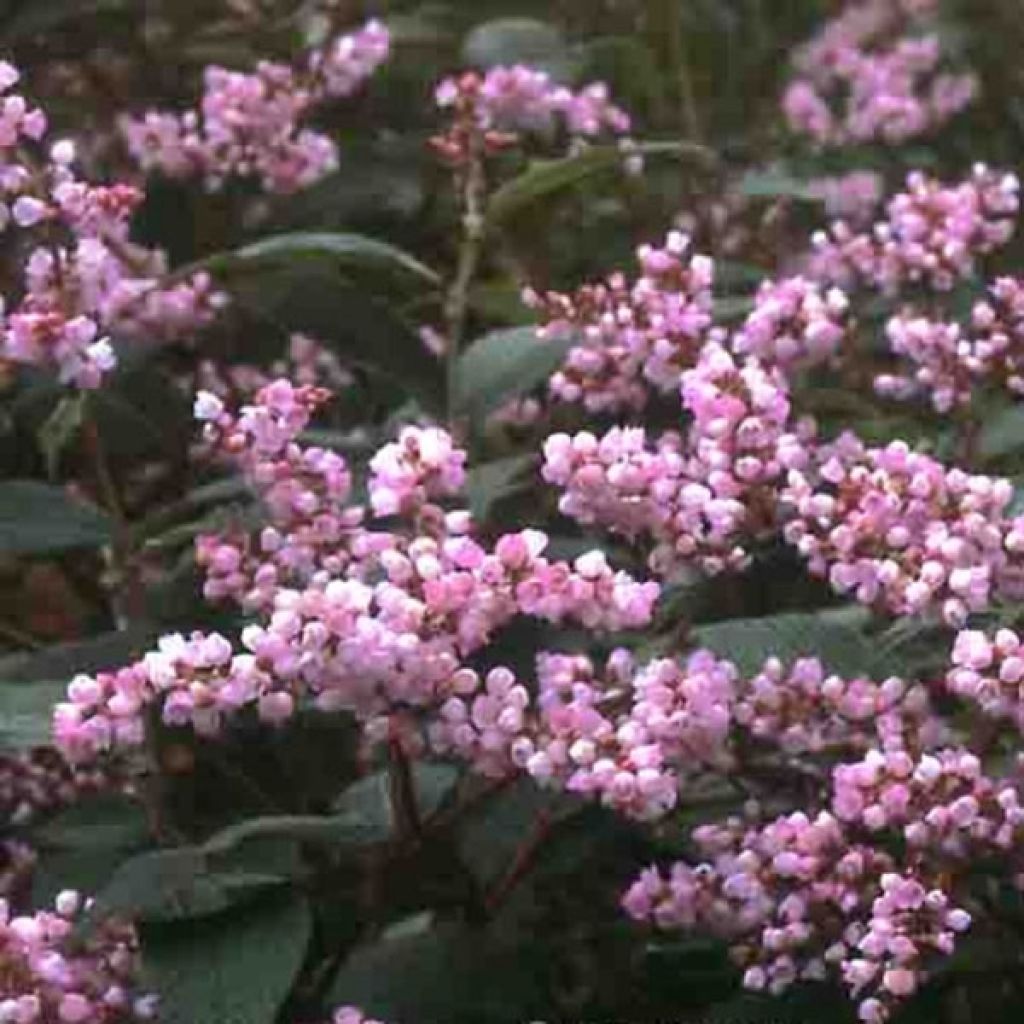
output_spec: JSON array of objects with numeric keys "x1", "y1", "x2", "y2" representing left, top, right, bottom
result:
[
  {"x1": 877, "y1": 276, "x2": 1024, "y2": 412},
  {"x1": 783, "y1": 0, "x2": 977, "y2": 149},
  {"x1": 732, "y1": 276, "x2": 851, "y2": 370},
  {"x1": 55, "y1": 380, "x2": 659, "y2": 764},
  {"x1": 431, "y1": 64, "x2": 630, "y2": 167},
  {"x1": 782, "y1": 435, "x2": 1023, "y2": 624},
  {"x1": 810, "y1": 170, "x2": 886, "y2": 225},
  {"x1": 187, "y1": 333, "x2": 353, "y2": 407},
  {"x1": 832, "y1": 745, "x2": 1024, "y2": 855},
  {"x1": 1, "y1": 747, "x2": 111, "y2": 828},
  {"x1": 121, "y1": 20, "x2": 389, "y2": 193},
  {"x1": 0, "y1": 62, "x2": 224, "y2": 388},
  {"x1": 623, "y1": 811, "x2": 972, "y2": 1024},
  {"x1": 543, "y1": 342, "x2": 812, "y2": 576},
  {"x1": 524, "y1": 231, "x2": 714, "y2": 412},
  {"x1": 0, "y1": 891, "x2": 155, "y2": 1023},
  {"x1": 808, "y1": 166, "x2": 1019, "y2": 295},
  {"x1": 947, "y1": 627, "x2": 1024, "y2": 730},
  {"x1": 735, "y1": 656, "x2": 939, "y2": 756}
]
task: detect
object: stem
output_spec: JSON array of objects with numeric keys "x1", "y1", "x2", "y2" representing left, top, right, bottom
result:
[
  {"x1": 387, "y1": 731, "x2": 422, "y2": 841},
  {"x1": 443, "y1": 142, "x2": 487, "y2": 426},
  {"x1": 483, "y1": 808, "x2": 553, "y2": 916},
  {"x1": 662, "y1": 0, "x2": 702, "y2": 143}
]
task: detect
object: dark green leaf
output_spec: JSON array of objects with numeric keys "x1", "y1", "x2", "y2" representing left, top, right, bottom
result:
[
  {"x1": 142, "y1": 892, "x2": 311, "y2": 1024},
  {"x1": 691, "y1": 608, "x2": 876, "y2": 677},
  {"x1": 37, "y1": 394, "x2": 85, "y2": 479},
  {"x1": 467, "y1": 454, "x2": 536, "y2": 522},
  {"x1": 201, "y1": 812, "x2": 389, "y2": 856},
  {"x1": 736, "y1": 169, "x2": 825, "y2": 202},
  {"x1": 332, "y1": 762, "x2": 459, "y2": 833},
  {"x1": 463, "y1": 18, "x2": 571, "y2": 78},
  {"x1": 0, "y1": 481, "x2": 111, "y2": 555},
  {"x1": 486, "y1": 140, "x2": 715, "y2": 228},
  {"x1": 0, "y1": 680, "x2": 68, "y2": 749},
  {"x1": 452, "y1": 326, "x2": 570, "y2": 419},
  {"x1": 0, "y1": 627, "x2": 159, "y2": 683},
  {"x1": 222, "y1": 231, "x2": 440, "y2": 288}
]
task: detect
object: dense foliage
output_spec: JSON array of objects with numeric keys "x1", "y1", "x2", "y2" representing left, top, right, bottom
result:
[{"x1": 8, "y1": 1, "x2": 1024, "y2": 1022}]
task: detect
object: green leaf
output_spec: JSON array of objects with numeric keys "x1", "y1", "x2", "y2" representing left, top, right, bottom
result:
[
  {"x1": 0, "y1": 627, "x2": 159, "y2": 683},
  {"x1": 0, "y1": 680, "x2": 68, "y2": 749},
  {"x1": 89, "y1": 846, "x2": 289, "y2": 926},
  {"x1": 219, "y1": 231, "x2": 440, "y2": 289},
  {"x1": 332, "y1": 762, "x2": 459, "y2": 832},
  {"x1": 467, "y1": 454, "x2": 536, "y2": 522},
  {"x1": 142, "y1": 892, "x2": 311, "y2": 1024},
  {"x1": 452, "y1": 326, "x2": 570, "y2": 419},
  {"x1": 226, "y1": 264, "x2": 445, "y2": 412},
  {"x1": 691, "y1": 608, "x2": 876, "y2": 678},
  {"x1": 201, "y1": 812, "x2": 389, "y2": 856},
  {"x1": 327, "y1": 919, "x2": 544, "y2": 1023},
  {"x1": 463, "y1": 18, "x2": 572, "y2": 78},
  {"x1": 736, "y1": 169, "x2": 825, "y2": 202},
  {"x1": 0, "y1": 481, "x2": 111, "y2": 555},
  {"x1": 980, "y1": 403, "x2": 1024, "y2": 461},
  {"x1": 486, "y1": 140, "x2": 715, "y2": 228}
]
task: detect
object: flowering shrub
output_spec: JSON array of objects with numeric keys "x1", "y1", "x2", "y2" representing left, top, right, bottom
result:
[{"x1": 7, "y1": 2, "x2": 1024, "y2": 1023}]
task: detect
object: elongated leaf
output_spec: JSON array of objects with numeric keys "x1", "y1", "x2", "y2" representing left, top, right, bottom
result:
[
  {"x1": 332, "y1": 763, "x2": 459, "y2": 832},
  {"x1": 0, "y1": 481, "x2": 111, "y2": 555},
  {"x1": 142, "y1": 892, "x2": 311, "y2": 1024},
  {"x1": 220, "y1": 231, "x2": 440, "y2": 288},
  {"x1": 452, "y1": 326, "x2": 570, "y2": 418},
  {"x1": 463, "y1": 18, "x2": 572, "y2": 78},
  {"x1": 486, "y1": 140, "x2": 715, "y2": 227},
  {"x1": 737, "y1": 169, "x2": 825, "y2": 202},
  {"x1": 201, "y1": 812, "x2": 389, "y2": 856},
  {"x1": 980, "y1": 403, "x2": 1024, "y2": 461},
  {"x1": 467, "y1": 454, "x2": 536, "y2": 521},
  {"x1": 327, "y1": 919, "x2": 544, "y2": 1022},
  {"x1": 691, "y1": 608, "x2": 876, "y2": 678},
  {"x1": 0, "y1": 680, "x2": 69, "y2": 748}
]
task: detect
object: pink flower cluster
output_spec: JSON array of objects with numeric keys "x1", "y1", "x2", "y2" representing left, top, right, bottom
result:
[
  {"x1": 56, "y1": 380, "x2": 659, "y2": 763},
  {"x1": 623, "y1": 810, "x2": 971, "y2": 1024},
  {"x1": 0, "y1": 62, "x2": 223, "y2": 388},
  {"x1": 735, "y1": 656, "x2": 938, "y2": 756},
  {"x1": 782, "y1": 435, "x2": 1023, "y2": 624},
  {"x1": 543, "y1": 343, "x2": 811, "y2": 577},
  {"x1": 877, "y1": 277, "x2": 1024, "y2": 411},
  {"x1": 810, "y1": 170, "x2": 886, "y2": 225},
  {"x1": 1, "y1": 747, "x2": 111, "y2": 828},
  {"x1": 808, "y1": 166, "x2": 1020, "y2": 294},
  {"x1": 783, "y1": 0, "x2": 977, "y2": 148},
  {"x1": 524, "y1": 231, "x2": 715, "y2": 412},
  {"x1": 947, "y1": 627, "x2": 1024, "y2": 729},
  {"x1": 833, "y1": 746, "x2": 1024, "y2": 855},
  {"x1": 432, "y1": 648, "x2": 736, "y2": 820},
  {"x1": 0, "y1": 891, "x2": 155, "y2": 1023},
  {"x1": 121, "y1": 20, "x2": 389, "y2": 194},
  {"x1": 189, "y1": 333, "x2": 353, "y2": 406},
  {"x1": 328, "y1": 1009, "x2": 386, "y2": 1024},
  {"x1": 732, "y1": 276, "x2": 851, "y2": 370},
  {"x1": 432, "y1": 64, "x2": 630, "y2": 167}
]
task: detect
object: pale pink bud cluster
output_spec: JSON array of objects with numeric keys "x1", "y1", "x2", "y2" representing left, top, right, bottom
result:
[
  {"x1": 1, "y1": 747, "x2": 112, "y2": 828},
  {"x1": 808, "y1": 166, "x2": 1019, "y2": 295},
  {"x1": 434, "y1": 64, "x2": 630, "y2": 146},
  {"x1": 190, "y1": 333, "x2": 353, "y2": 404},
  {"x1": 328, "y1": 1009, "x2": 387, "y2": 1024},
  {"x1": 877, "y1": 276, "x2": 1024, "y2": 411},
  {"x1": 543, "y1": 343, "x2": 811, "y2": 577},
  {"x1": 832, "y1": 746, "x2": 1024, "y2": 855},
  {"x1": 623, "y1": 810, "x2": 970, "y2": 1023},
  {"x1": 368, "y1": 427, "x2": 467, "y2": 518},
  {"x1": 783, "y1": 0, "x2": 976, "y2": 148},
  {"x1": 0, "y1": 892, "x2": 155, "y2": 1024},
  {"x1": 947, "y1": 628, "x2": 1024, "y2": 729},
  {"x1": 0, "y1": 62, "x2": 223, "y2": 387},
  {"x1": 732, "y1": 276, "x2": 851, "y2": 370},
  {"x1": 735, "y1": 656, "x2": 939, "y2": 756},
  {"x1": 810, "y1": 170, "x2": 886, "y2": 225},
  {"x1": 524, "y1": 231, "x2": 714, "y2": 412},
  {"x1": 121, "y1": 20, "x2": 389, "y2": 194},
  {"x1": 782, "y1": 435, "x2": 1021, "y2": 624}
]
